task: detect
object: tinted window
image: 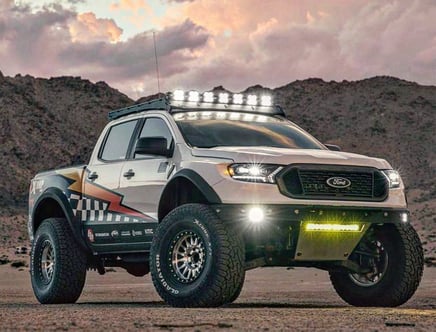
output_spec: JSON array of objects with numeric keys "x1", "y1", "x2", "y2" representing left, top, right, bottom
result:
[
  {"x1": 138, "y1": 118, "x2": 173, "y2": 150},
  {"x1": 100, "y1": 120, "x2": 138, "y2": 161},
  {"x1": 174, "y1": 112, "x2": 323, "y2": 149}
]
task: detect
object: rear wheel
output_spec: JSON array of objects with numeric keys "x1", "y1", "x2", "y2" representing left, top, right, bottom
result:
[
  {"x1": 150, "y1": 204, "x2": 245, "y2": 307},
  {"x1": 330, "y1": 223, "x2": 423, "y2": 307},
  {"x1": 30, "y1": 218, "x2": 87, "y2": 304}
]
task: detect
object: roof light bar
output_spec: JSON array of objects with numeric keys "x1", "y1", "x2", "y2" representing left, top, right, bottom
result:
[{"x1": 170, "y1": 90, "x2": 275, "y2": 108}]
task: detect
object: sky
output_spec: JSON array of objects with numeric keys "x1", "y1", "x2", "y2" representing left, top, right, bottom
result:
[{"x1": 0, "y1": 0, "x2": 435, "y2": 98}]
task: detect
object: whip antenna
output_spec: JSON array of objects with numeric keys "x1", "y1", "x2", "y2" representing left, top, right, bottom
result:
[{"x1": 152, "y1": 31, "x2": 161, "y2": 95}]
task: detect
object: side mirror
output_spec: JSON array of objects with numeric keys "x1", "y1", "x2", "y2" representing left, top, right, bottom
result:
[
  {"x1": 135, "y1": 137, "x2": 172, "y2": 157},
  {"x1": 325, "y1": 144, "x2": 341, "y2": 151}
]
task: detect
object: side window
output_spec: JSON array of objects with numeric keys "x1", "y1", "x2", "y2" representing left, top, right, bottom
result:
[
  {"x1": 135, "y1": 118, "x2": 173, "y2": 158},
  {"x1": 100, "y1": 120, "x2": 138, "y2": 161}
]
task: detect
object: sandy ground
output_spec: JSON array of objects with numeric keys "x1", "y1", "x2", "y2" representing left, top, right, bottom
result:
[{"x1": 0, "y1": 266, "x2": 434, "y2": 332}]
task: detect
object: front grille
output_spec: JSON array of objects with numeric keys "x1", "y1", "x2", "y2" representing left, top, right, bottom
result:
[{"x1": 276, "y1": 164, "x2": 388, "y2": 201}]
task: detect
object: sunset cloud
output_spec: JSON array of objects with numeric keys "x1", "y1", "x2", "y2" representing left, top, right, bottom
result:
[
  {"x1": 0, "y1": 0, "x2": 434, "y2": 97},
  {"x1": 69, "y1": 12, "x2": 123, "y2": 43}
]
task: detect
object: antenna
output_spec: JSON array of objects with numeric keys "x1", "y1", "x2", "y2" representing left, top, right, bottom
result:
[{"x1": 152, "y1": 31, "x2": 161, "y2": 95}]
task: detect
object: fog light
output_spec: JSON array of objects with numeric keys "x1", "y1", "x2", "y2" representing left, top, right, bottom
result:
[
  {"x1": 248, "y1": 207, "x2": 265, "y2": 223},
  {"x1": 401, "y1": 212, "x2": 408, "y2": 223}
]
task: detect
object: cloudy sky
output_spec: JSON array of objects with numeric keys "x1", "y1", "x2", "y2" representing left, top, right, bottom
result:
[{"x1": 1, "y1": 0, "x2": 435, "y2": 98}]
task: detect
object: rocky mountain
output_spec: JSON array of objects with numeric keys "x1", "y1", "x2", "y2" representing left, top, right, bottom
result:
[
  {"x1": 0, "y1": 72, "x2": 131, "y2": 209},
  {"x1": 0, "y1": 73, "x2": 434, "y2": 260}
]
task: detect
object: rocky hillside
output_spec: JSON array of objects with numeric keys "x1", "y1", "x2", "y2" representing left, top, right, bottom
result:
[
  {"x1": 0, "y1": 72, "x2": 132, "y2": 209},
  {"x1": 0, "y1": 73, "x2": 434, "y2": 261}
]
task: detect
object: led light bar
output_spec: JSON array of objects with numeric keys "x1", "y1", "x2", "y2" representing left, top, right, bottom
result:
[
  {"x1": 171, "y1": 90, "x2": 273, "y2": 107},
  {"x1": 305, "y1": 223, "x2": 363, "y2": 232}
]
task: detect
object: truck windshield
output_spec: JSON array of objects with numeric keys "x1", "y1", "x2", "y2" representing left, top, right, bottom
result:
[{"x1": 173, "y1": 111, "x2": 324, "y2": 149}]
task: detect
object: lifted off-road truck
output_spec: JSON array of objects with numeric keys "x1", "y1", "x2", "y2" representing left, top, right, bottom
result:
[{"x1": 29, "y1": 91, "x2": 423, "y2": 307}]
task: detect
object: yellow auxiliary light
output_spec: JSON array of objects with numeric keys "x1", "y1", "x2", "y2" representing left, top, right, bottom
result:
[{"x1": 305, "y1": 223, "x2": 362, "y2": 232}]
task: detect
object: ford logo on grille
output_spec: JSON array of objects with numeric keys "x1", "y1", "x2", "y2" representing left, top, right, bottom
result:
[{"x1": 326, "y1": 177, "x2": 351, "y2": 188}]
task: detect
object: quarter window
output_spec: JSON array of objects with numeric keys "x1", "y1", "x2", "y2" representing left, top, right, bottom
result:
[{"x1": 100, "y1": 120, "x2": 138, "y2": 161}]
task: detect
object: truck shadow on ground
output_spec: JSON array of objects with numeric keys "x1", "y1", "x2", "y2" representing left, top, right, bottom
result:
[{"x1": 77, "y1": 301, "x2": 346, "y2": 309}]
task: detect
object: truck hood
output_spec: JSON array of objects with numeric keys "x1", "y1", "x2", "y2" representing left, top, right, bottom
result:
[{"x1": 191, "y1": 146, "x2": 391, "y2": 169}]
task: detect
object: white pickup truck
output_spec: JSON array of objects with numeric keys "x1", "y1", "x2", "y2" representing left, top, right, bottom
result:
[{"x1": 28, "y1": 91, "x2": 423, "y2": 307}]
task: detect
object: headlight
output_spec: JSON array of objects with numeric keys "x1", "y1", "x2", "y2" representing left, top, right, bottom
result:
[
  {"x1": 228, "y1": 164, "x2": 283, "y2": 183},
  {"x1": 382, "y1": 170, "x2": 401, "y2": 188}
]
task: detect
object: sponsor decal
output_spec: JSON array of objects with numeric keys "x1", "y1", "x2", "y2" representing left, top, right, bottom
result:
[
  {"x1": 132, "y1": 230, "x2": 142, "y2": 237},
  {"x1": 121, "y1": 231, "x2": 131, "y2": 237},
  {"x1": 87, "y1": 229, "x2": 95, "y2": 242},
  {"x1": 326, "y1": 177, "x2": 351, "y2": 189},
  {"x1": 144, "y1": 228, "x2": 154, "y2": 235},
  {"x1": 95, "y1": 232, "x2": 110, "y2": 238},
  {"x1": 111, "y1": 230, "x2": 119, "y2": 238}
]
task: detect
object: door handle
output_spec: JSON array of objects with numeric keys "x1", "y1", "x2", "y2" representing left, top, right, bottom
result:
[
  {"x1": 123, "y1": 169, "x2": 135, "y2": 178},
  {"x1": 88, "y1": 172, "x2": 98, "y2": 180}
]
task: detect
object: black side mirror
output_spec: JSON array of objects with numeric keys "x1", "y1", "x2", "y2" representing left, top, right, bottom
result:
[
  {"x1": 325, "y1": 144, "x2": 341, "y2": 151},
  {"x1": 135, "y1": 137, "x2": 172, "y2": 157}
]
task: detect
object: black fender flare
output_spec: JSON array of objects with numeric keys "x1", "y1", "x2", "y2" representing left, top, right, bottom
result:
[
  {"x1": 158, "y1": 169, "x2": 221, "y2": 220},
  {"x1": 31, "y1": 188, "x2": 90, "y2": 253}
]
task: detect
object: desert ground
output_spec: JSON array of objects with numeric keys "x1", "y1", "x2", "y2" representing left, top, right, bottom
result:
[{"x1": 0, "y1": 264, "x2": 434, "y2": 331}]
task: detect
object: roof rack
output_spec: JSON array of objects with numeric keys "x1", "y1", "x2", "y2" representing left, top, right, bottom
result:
[
  {"x1": 108, "y1": 93, "x2": 286, "y2": 120},
  {"x1": 108, "y1": 97, "x2": 170, "y2": 120}
]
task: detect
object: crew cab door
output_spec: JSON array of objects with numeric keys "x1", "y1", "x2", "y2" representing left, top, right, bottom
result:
[
  {"x1": 118, "y1": 116, "x2": 175, "y2": 219},
  {"x1": 83, "y1": 118, "x2": 156, "y2": 253}
]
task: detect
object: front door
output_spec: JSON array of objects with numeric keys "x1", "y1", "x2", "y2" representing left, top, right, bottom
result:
[
  {"x1": 118, "y1": 117, "x2": 175, "y2": 219},
  {"x1": 83, "y1": 119, "x2": 156, "y2": 253}
]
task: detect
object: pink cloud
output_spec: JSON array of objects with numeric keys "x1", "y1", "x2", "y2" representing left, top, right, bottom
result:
[{"x1": 69, "y1": 12, "x2": 123, "y2": 43}]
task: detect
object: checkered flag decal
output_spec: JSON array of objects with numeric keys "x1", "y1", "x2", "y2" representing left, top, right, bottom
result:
[{"x1": 68, "y1": 193, "x2": 140, "y2": 223}]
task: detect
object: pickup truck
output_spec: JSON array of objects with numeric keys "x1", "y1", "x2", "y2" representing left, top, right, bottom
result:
[{"x1": 28, "y1": 91, "x2": 423, "y2": 307}]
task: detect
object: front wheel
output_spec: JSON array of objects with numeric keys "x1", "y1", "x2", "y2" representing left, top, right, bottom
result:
[
  {"x1": 30, "y1": 218, "x2": 87, "y2": 304},
  {"x1": 150, "y1": 204, "x2": 245, "y2": 307},
  {"x1": 330, "y1": 223, "x2": 423, "y2": 307}
]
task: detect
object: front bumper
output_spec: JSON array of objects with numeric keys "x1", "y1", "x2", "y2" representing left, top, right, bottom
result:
[{"x1": 214, "y1": 204, "x2": 409, "y2": 264}]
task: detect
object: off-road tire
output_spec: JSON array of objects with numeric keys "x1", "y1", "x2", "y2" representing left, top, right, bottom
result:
[
  {"x1": 150, "y1": 204, "x2": 245, "y2": 307},
  {"x1": 30, "y1": 218, "x2": 87, "y2": 304},
  {"x1": 330, "y1": 223, "x2": 423, "y2": 307}
]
